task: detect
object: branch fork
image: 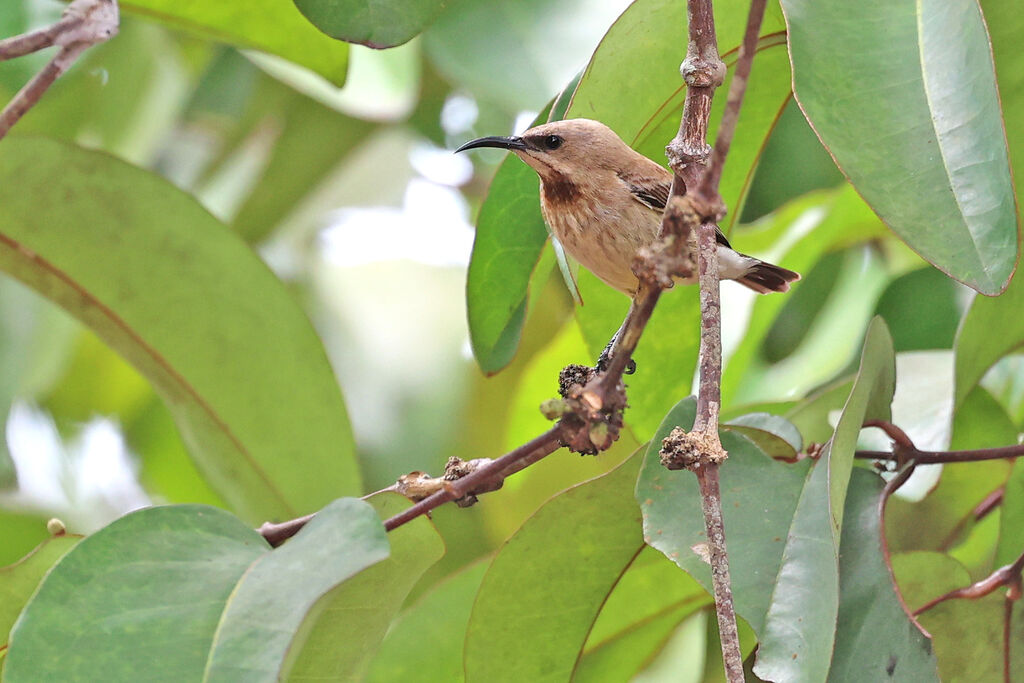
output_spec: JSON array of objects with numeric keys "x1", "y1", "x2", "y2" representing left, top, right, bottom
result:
[{"x1": 0, "y1": 0, "x2": 119, "y2": 141}]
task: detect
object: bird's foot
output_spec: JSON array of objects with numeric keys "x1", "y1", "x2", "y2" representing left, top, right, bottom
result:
[{"x1": 596, "y1": 348, "x2": 636, "y2": 375}]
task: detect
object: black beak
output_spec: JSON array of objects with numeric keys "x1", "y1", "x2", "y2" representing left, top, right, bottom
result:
[{"x1": 455, "y1": 135, "x2": 527, "y2": 153}]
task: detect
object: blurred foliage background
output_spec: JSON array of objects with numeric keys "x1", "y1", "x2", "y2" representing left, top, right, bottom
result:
[{"x1": 0, "y1": 0, "x2": 1022, "y2": 678}]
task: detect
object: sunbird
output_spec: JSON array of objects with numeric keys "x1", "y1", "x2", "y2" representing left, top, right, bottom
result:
[{"x1": 457, "y1": 118, "x2": 799, "y2": 297}]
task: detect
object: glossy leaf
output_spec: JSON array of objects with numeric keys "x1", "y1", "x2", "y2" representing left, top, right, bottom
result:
[
  {"x1": 781, "y1": 0, "x2": 1018, "y2": 294},
  {"x1": 293, "y1": 0, "x2": 444, "y2": 48},
  {"x1": 723, "y1": 412, "x2": 803, "y2": 460},
  {"x1": 4, "y1": 506, "x2": 269, "y2": 681},
  {"x1": 954, "y1": 269, "x2": 1024, "y2": 409},
  {"x1": 828, "y1": 470, "x2": 938, "y2": 681},
  {"x1": 981, "y1": 0, "x2": 1024, "y2": 243},
  {"x1": 121, "y1": 0, "x2": 350, "y2": 86},
  {"x1": 638, "y1": 398, "x2": 812, "y2": 635},
  {"x1": 0, "y1": 138, "x2": 361, "y2": 522},
  {"x1": 365, "y1": 561, "x2": 489, "y2": 683},
  {"x1": 283, "y1": 494, "x2": 445, "y2": 681},
  {"x1": 755, "y1": 318, "x2": 895, "y2": 682},
  {"x1": 204, "y1": 498, "x2": 390, "y2": 682},
  {"x1": 464, "y1": 453, "x2": 645, "y2": 682},
  {"x1": 0, "y1": 535, "x2": 79, "y2": 642}
]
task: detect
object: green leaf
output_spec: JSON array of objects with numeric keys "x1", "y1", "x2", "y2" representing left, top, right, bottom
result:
[
  {"x1": 464, "y1": 453, "x2": 645, "y2": 682},
  {"x1": 0, "y1": 535, "x2": 80, "y2": 643},
  {"x1": 365, "y1": 561, "x2": 489, "y2": 683},
  {"x1": 121, "y1": 0, "x2": 350, "y2": 86},
  {"x1": 784, "y1": 376, "x2": 854, "y2": 446},
  {"x1": 4, "y1": 506, "x2": 269, "y2": 681},
  {"x1": 755, "y1": 318, "x2": 895, "y2": 682},
  {"x1": 723, "y1": 186, "x2": 886, "y2": 406},
  {"x1": 203, "y1": 498, "x2": 390, "y2": 682},
  {"x1": 735, "y1": 245, "x2": 890, "y2": 404},
  {"x1": 423, "y1": 0, "x2": 628, "y2": 113},
  {"x1": 954, "y1": 269, "x2": 1024, "y2": 409},
  {"x1": 980, "y1": 0, "x2": 1024, "y2": 259},
  {"x1": 283, "y1": 494, "x2": 445, "y2": 682},
  {"x1": 637, "y1": 398, "x2": 812, "y2": 635},
  {"x1": 997, "y1": 458, "x2": 1024, "y2": 567},
  {"x1": 780, "y1": 0, "x2": 1018, "y2": 294},
  {"x1": 465, "y1": 156, "x2": 550, "y2": 373},
  {"x1": 723, "y1": 412, "x2": 803, "y2": 460},
  {"x1": 576, "y1": 548, "x2": 711, "y2": 681},
  {"x1": 0, "y1": 138, "x2": 361, "y2": 522},
  {"x1": 893, "y1": 551, "x2": 1024, "y2": 681},
  {"x1": 828, "y1": 470, "x2": 938, "y2": 681},
  {"x1": 230, "y1": 79, "x2": 375, "y2": 242},
  {"x1": 292, "y1": 0, "x2": 444, "y2": 48}
]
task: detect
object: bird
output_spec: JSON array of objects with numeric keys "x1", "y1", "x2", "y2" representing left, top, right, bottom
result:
[{"x1": 455, "y1": 118, "x2": 799, "y2": 297}]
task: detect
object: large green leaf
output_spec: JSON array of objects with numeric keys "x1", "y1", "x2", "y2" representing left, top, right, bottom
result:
[
  {"x1": 464, "y1": 453, "x2": 645, "y2": 682},
  {"x1": 283, "y1": 494, "x2": 445, "y2": 681},
  {"x1": 827, "y1": 470, "x2": 938, "y2": 681},
  {"x1": 780, "y1": 0, "x2": 1018, "y2": 294},
  {"x1": 0, "y1": 138, "x2": 361, "y2": 522},
  {"x1": 954, "y1": 270, "x2": 1024, "y2": 409},
  {"x1": 364, "y1": 561, "x2": 489, "y2": 683},
  {"x1": 203, "y1": 498, "x2": 390, "y2": 682},
  {"x1": 292, "y1": 0, "x2": 445, "y2": 48},
  {"x1": 121, "y1": 0, "x2": 350, "y2": 86},
  {"x1": 3, "y1": 506, "x2": 269, "y2": 681},
  {"x1": 754, "y1": 318, "x2": 895, "y2": 682},
  {"x1": 0, "y1": 534, "x2": 80, "y2": 644},
  {"x1": 638, "y1": 398, "x2": 811, "y2": 635},
  {"x1": 575, "y1": 548, "x2": 710, "y2": 681}
]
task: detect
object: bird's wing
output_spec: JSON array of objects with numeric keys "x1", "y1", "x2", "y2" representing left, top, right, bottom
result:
[{"x1": 616, "y1": 170, "x2": 732, "y2": 248}]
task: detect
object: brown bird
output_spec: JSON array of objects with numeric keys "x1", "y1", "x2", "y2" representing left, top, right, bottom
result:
[{"x1": 456, "y1": 118, "x2": 799, "y2": 297}]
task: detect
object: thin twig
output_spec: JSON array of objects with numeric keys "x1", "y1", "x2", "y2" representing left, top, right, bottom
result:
[
  {"x1": 913, "y1": 550, "x2": 1024, "y2": 616},
  {"x1": 698, "y1": 0, "x2": 768, "y2": 199},
  {"x1": 0, "y1": 14, "x2": 82, "y2": 61},
  {"x1": 855, "y1": 444, "x2": 1024, "y2": 464},
  {"x1": 0, "y1": 0, "x2": 118, "y2": 141},
  {"x1": 382, "y1": 422, "x2": 573, "y2": 531}
]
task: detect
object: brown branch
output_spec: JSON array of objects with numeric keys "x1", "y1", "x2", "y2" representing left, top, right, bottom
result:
[
  {"x1": 698, "y1": 0, "x2": 768, "y2": 200},
  {"x1": 855, "y1": 444, "x2": 1024, "y2": 464},
  {"x1": 913, "y1": 550, "x2": 1024, "y2": 616},
  {"x1": 0, "y1": 0, "x2": 118, "y2": 142}
]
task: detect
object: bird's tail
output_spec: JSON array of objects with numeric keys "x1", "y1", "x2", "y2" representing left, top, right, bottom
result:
[{"x1": 735, "y1": 259, "x2": 801, "y2": 294}]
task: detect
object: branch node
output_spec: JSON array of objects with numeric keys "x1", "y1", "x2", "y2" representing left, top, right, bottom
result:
[
  {"x1": 660, "y1": 426, "x2": 728, "y2": 471},
  {"x1": 680, "y1": 52, "x2": 726, "y2": 89},
  {"x1": 58, "y1": 0, "x2": 119, "y2": 47}
]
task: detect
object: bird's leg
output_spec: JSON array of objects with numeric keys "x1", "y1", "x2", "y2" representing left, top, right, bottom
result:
[{"x1": 596, "y1": 320, "x2": 637, "y2": 375}]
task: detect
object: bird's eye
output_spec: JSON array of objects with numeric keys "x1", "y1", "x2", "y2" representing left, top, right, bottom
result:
[{"x1": 543, "y1": 135, "x2": 563, "y2": 150}]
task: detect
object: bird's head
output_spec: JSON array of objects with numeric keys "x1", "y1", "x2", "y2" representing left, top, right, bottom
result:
[{"x1": 455, "y1": 118, "x2": 634, "y2": 182}]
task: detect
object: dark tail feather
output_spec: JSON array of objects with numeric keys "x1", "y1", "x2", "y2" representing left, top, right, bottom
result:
[{"x1": 735, "y1": 259, "x2": 800, "y2": 294}]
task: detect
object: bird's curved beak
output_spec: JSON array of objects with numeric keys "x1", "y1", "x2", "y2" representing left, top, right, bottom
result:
[{"x1": 455, "y1": 135, "x2": 527, "y2": 153}]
